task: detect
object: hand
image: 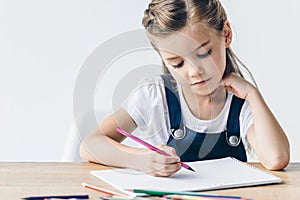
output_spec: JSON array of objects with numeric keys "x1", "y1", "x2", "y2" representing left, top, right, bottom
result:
[
  {"x1": 139, "y1": 144, "x2": 181, "y2": 177},
  {"x1": 221, "y1": 73, "x2": 257, "y2": 100}
]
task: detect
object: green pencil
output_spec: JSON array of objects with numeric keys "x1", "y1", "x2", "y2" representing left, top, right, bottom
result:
[{"x1": 132, "y1": 189, "x2": 242, "y2": 199}]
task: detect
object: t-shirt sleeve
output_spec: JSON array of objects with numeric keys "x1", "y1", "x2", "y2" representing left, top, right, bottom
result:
[
  {"x1": 240, "y1": 101, "x2": 254, "y2": 150},
  {"x1": 122, "y1": 77, "x2": 166, "y2": 130}
]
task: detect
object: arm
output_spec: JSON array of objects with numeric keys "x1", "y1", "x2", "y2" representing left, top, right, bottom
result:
[
  {"x1": 79, "y1": 108, "x2": 181, "y2": 176},
  {"x1": 222, "y1": 73, "x2": 290, "y2": 170}
]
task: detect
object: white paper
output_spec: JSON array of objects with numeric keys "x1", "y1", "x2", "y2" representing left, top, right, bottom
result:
[{"x1": 91, "y1": 157, "x2": 281, "y2": 192}]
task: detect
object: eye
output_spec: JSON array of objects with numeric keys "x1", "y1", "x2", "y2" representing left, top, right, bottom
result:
[
  {"x1": 197, "y1": 49, "x2": 212, "y2": 58},
  {"x1": 171, "y1": 61, "x2": 184, "y2": 68}
]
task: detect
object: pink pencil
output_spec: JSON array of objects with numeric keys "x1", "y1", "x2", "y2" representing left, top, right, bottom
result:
[{"x1": 116, "y1": 127, "x2": 195, "y2": 172}]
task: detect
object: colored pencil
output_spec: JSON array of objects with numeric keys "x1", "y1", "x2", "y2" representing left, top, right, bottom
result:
[
  {"x1": 22, "y1": 194, "x2": 89, "y2": 200},
  {"x1": 164, "y1": 194, "x2": 249, "y2": 200},
  {"x1": 81, "y1": 182, "x2": 129, "y2": 197},
  {"x1": 132, "y1": 189, "x2": 242, "y2": 199},
  {"x1": 116, "y1": 127, "x2": 195, "y2": 172},
  {"x1": 101, "y1": 196, "x2": 155, "y2": 200}
]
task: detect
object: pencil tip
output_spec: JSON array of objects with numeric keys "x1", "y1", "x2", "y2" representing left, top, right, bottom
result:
[{"x1": 189, "y1": 167, "x2": 196, "y2": 172}]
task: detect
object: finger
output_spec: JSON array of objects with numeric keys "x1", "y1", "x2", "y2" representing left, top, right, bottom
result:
[
  {"x1": 160, "y1": 145, "x2": 178, "y2": 157},
  {"x1": 152, "y1": 152, "x2": 181, "y2": 164},
  {"x1": 222, "y1": 76, "x2": 233, "y2": 87},
  {"x1": 149, "y1": 162, "x2": 181, "y2": 177},
  {"x1": 155, "y1": 144, "x2": 180, "y2": 160},
  {"x1": 153, "y1": 145, "x2": 181, "y2": 165}
]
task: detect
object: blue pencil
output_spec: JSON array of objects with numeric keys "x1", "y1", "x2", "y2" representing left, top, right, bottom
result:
[{"x1": 22, "y1": 194, "x2": 89, "y2": 200}]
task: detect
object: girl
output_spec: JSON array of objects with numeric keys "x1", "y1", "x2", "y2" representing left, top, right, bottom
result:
[{"x1": 80, "y1": 0, "x2": 290, "y2": 177}]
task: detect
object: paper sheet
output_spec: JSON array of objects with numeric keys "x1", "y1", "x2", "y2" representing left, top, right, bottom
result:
[{"x1": 91, "y1": 157, "x2": 281, "y2": 192}]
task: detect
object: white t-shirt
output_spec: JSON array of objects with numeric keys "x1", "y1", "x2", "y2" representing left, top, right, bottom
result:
[{"x1": 123, "y1": 76, "x2": 253, "y2": 150}]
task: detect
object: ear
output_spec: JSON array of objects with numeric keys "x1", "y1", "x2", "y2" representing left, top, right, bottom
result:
[{"x1": 223, "y1": 21, "x2": 232, "y2": 48}]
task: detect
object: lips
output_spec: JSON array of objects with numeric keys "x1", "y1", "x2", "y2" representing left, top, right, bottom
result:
[{"x1": 192, "y1": 79, "x2": 209, "y2": 86}]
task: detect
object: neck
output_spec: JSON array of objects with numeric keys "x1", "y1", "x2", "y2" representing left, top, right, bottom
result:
[{"x1": 181, "y1": 85, "x2": 227, "y2": 120}]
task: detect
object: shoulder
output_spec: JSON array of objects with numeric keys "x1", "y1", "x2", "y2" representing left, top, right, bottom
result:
[
  {"x1": 227, "y1": 91, "x2": 249, "y2": 112},
  {"x1": 137, "y1": 76, "x2": 165, "y2": 89},
  {"x1": 123, "y1": 75, "x2": 169, "y2": 130},
  {"x1": 124, "y1": 75, "x2": 168, "y2": 116},
  {"x1": 226, "y1": 91, "x2": 252, "y2": 118},
  {"x1": 128, "y1": 76, "x2": 165, "y2": 101}
]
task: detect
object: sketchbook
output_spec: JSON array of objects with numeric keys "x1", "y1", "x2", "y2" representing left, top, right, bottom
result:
[{"x1": 91, "y1": 157, "x2": 282, "y2": 192}]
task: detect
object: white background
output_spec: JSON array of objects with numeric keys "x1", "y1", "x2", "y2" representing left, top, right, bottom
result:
[{"x1": 0, "y1": 0, "x2": 299, "y2": 161}]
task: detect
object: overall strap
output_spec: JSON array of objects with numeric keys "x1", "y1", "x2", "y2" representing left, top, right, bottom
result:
[
  {"x1": 160, "y1": 74, "x2": 181, "y2": 130},
  {"x1": 226, "y1": 96, "x2": 245, "y2": 134}
]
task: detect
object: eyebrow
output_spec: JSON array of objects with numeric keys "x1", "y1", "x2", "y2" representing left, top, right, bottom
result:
[{"x1": 165, "y1": 40, "x2": 211, "y2": 61}]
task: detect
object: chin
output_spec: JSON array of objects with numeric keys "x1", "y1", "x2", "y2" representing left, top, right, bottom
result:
[
  {"x1": 192, "y1": 85, "x2": 222, "y2": 97},
  {"x1": 192, "y1": 88, "x2": 212, "y2": 96}
]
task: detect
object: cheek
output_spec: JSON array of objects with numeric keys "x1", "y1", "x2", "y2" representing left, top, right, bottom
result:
[
  {"x1": 167, "y1": 66, "x2": 189, "y2": 84},
  {"x1": 206, "y1": 49, "x2": 226, "y2": 77}
]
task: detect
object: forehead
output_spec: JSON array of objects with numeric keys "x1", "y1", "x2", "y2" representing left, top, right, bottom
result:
[{"x1": 153, "y1": 26, "x2": 218, "y2": 58}]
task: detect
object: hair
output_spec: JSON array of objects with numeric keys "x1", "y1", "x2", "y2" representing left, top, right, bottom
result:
[{"x1": 142, "y1": 0, "x2": 256, "y2": 86}]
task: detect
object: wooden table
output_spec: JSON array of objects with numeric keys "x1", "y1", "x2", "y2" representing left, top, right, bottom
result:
[{"x1": 0, "y1": 162, "x2": 299, "y2": 200}]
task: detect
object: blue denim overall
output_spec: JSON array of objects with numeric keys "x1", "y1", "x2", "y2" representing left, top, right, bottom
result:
[{"x1": 161, "y1": 74, "x2": 247, "y2": 162}]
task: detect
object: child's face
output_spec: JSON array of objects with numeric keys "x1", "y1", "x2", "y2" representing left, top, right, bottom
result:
[{"x1": 155, "y1": 24, "x2": 230, "y2": 96}]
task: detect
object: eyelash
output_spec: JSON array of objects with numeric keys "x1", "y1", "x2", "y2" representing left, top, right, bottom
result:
[
  {"x1": 171, "y1": 50, "x2": 212, "y2": 68},
  {"x1": 197, "y1": 49, "x2": 212, "y2": 58}
]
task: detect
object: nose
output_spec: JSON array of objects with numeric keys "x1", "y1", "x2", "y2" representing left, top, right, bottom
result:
[{"x1": 186, "y1": 60, "x2": 204, "y2": 77}]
